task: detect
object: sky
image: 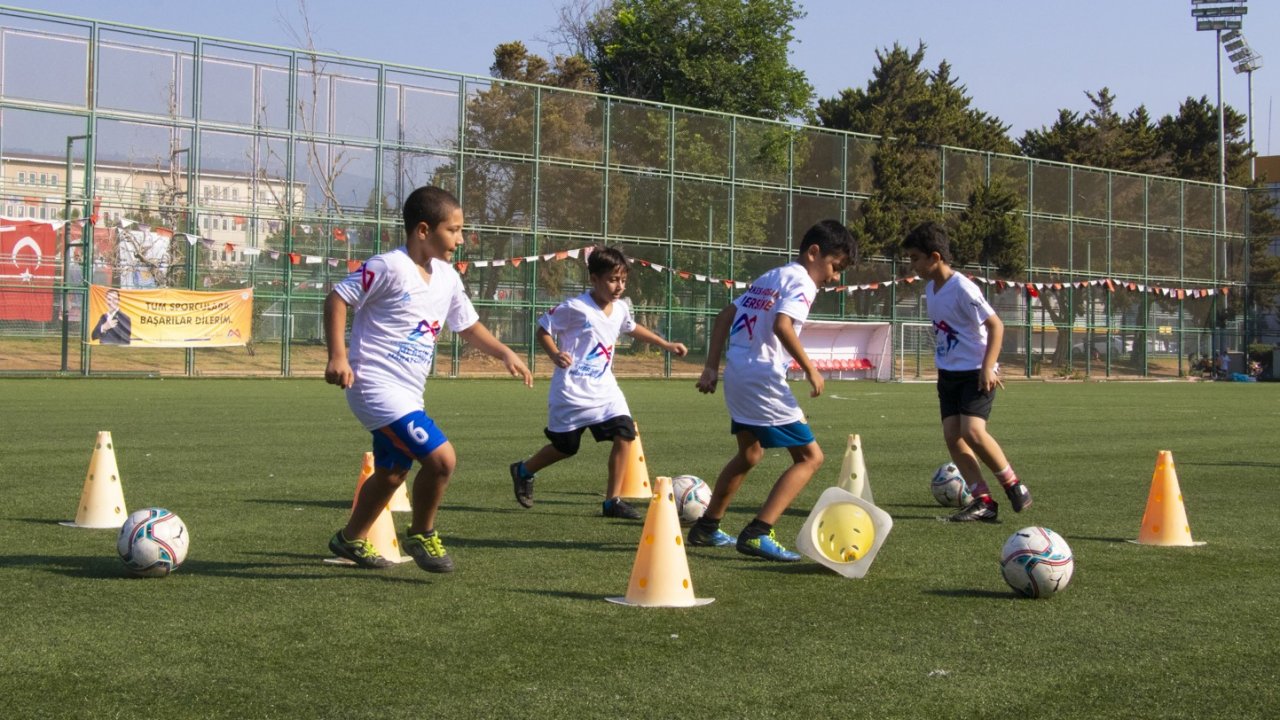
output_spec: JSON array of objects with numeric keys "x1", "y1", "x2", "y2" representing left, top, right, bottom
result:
[{"x1": 10, "y1": 0, "x2": 1280, "y2": 155}]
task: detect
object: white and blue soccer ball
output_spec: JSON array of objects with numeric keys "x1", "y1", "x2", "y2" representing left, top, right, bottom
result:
[
  {"x1": 1000, "y1": 526, "x2": 1074, "y2": 599},
  {"x1": 671, "y1": 475, "x2": 712, "y2": 524},
  {"x1": 117, "y1": 508, "x2": 190, "y2": 577},
  {"x1": 930, "y1": 463, "x2": 973, "y2": 507}
]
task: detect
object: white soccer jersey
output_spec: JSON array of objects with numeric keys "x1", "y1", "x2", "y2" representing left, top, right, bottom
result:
[
  {"x1": 925, "y1": 272, "x2": 995, "y2": 371},
  {"x1": 333, "y1": 247, "x2": 478, "y2": 430},
  {"x1": 723, "y1": 262, "x2": 817, "y2": 426},
  {"x1": 539, "y1": 292, "x2": 636, "y2": 432}
]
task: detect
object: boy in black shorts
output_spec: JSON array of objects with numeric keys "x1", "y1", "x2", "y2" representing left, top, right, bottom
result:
[{"x1": 901, "y1": 222, "x2": 1032, "y2": 522}]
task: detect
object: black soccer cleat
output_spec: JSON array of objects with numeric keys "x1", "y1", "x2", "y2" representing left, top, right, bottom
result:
[
  {"x1": 602, "y1": 497, "x2": 643, "y2": 520},
  {"x1": 511, "y1": 461, "x2": 534, "y2": 508},
  {"x1": 1004, "y1": 482, "x2": 1032, "y2": 513},
  {"x1": 948, "y1": 497, "x2": 1000, "y2": 523}
]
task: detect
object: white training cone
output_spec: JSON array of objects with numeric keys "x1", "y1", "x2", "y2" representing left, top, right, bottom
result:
[
  {"x1": 795, "y1": 486, "x2": 893, "y2": 579},
  {"x1": 607, "y1": 476, "x2": 713, "y2": 607},
  {"x1": 835, "y1": 434, "x2": 874, "y2": 504},
  {"x1": 61, "y1": 431, "x2": 128, "y2": 529}
]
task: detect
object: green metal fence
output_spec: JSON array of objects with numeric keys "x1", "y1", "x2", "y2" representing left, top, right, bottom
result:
[{"x1": 0, "y1": 6, "x2": 1264, "y2": 379}]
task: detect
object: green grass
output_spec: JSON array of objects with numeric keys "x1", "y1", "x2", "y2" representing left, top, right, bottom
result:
[{"x1": 2, "y1": 378, "x2": 1278, "y2": 719}]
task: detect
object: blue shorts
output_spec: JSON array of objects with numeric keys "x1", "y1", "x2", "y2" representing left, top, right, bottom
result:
[
  {"x1": 730, "y1": 420, "x2": 816, "y2": 449},
  {"x1": 372, "y1": 410, "x2": 449, "y2": 471}
]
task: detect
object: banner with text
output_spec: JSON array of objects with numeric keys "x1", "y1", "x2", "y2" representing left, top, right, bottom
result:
[{"x1": 86, "y1": 285, "x2": 252, "y2": 347}]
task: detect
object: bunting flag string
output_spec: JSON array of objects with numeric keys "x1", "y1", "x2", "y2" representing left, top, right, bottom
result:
[{"x1": 10, "y1": 213, "x2": 1235, "y2": 299}]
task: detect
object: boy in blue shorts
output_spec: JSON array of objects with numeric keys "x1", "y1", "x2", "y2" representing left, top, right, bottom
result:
[
  {"x1": 509, "y1": 246, "x2": 688, "y2": 519},
  {"x1": 690, "y1": 220, "x2": 856, "y2": 561},
  {"x1": 901, "y1": 221, "x2": 1031, "y2": 523},
  {"x1": 324, "y1": 185, "x2": 533, "y2": 572}
]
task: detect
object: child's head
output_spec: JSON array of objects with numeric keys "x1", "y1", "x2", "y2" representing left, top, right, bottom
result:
[
  {"x1": 797, "y1": 220, "x2": 856, "y2": 284},
  {"x1": 403, "y1": 186, "x2": 461, "y2": 236},
  {"x1": 587, "y1": 245, "x2": 629, "y2": 303},
  {"x1": 901, "y1": 221, "x2": 953, "y2": 264}
]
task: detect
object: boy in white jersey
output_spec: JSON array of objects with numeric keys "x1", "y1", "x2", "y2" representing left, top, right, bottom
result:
[
  {"x1": 324, "y1": 186, "x2": 533, "y2": 571},
  {"x1": 509, "y1": 246, "x2": 688, "y2": 519},
  {"x1": 901, "y1": 221, "x2": 1032, "y2": 523},
  {"x1": 691, "y1": 220, "x2": 856, "y2": 561}
]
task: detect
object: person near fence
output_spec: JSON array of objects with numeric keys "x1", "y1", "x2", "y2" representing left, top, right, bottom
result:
[
  {"x1": 690, "y1": 219, "x2": 857, "y2": 561},
  {"x1": 508, "y1": 245, "x2": 688, "y2": 519},
  {"x1": 323, "y1": 185, "x2": 532, "y2": 573},
  {"x1": 90, "y1": 287, "x2": 131, "y2": 345},
  {"x1": 901, "y1": 221, "x2": 1032, "y2": 523}
]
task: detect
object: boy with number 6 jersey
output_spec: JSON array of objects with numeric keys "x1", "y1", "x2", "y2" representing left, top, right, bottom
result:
[{"x1": 324, "y1": 186, "x2": 532, "y2": 572}]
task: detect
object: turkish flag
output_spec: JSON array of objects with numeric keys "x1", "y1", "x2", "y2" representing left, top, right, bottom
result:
[{"x1": 0, "y1": 221, "x2": 58, "y2": 321}]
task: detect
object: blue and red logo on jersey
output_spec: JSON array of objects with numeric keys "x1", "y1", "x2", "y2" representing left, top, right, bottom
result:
[
  {"x1": 933, "y1": 319, "x2": 959, "y2": 357},
  {"x1": 409, "y1": 319, "x2": 441, "y2": 342},
  {"x1": 730, "y1": 313, "x2": 757, "y2": 340},
  {"x1": 570, "y1": 342, "x2": 614, "y2": 379}
]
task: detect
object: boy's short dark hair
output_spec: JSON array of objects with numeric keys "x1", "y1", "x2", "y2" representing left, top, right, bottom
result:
[
  {"x1": 902, "y1": 221, "x2": 953, "y2": 264},
  {"x1": 587, "y1": 245, "x2": 629, "y2": 277},
  {"x1": 403, "y1": 186, "x2": 461, "y2": 234},
  {"x1": 799, "y1": 220, "x2": 857, "y2": 264}
]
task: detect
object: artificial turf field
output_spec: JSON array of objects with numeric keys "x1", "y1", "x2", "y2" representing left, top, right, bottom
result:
[{"x1": 1, "y1": 378, "x2": 1277, "y2": 719}]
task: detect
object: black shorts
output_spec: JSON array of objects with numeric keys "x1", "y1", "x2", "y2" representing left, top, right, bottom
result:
[
  {"x1": 544, "y1": 415, "x2": 637, "y2": 456},
  {"x1": 937, "y1": 369, "x2": 995, "y2": 421}
]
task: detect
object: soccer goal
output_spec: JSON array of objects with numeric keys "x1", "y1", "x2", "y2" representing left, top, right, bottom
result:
[{"x1": 894, "y1": 321, "x2": 936, "y2": 381}]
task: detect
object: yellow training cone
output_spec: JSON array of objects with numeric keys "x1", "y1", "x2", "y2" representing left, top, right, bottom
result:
[
  {"x1": 795, "y1": 486, "x2": 893, "y2": 578},
  {"x1": 607, "y1": 476, "x2": 713, "y2": 607},
  {"x1": 835, "y1": 434, "x2": 874, "y2": 504},
  {"x1": 60, "y1": 431, "x2": 128, "y2": 529},
  {"x1": 617, "y1": 423, "x2": 652, "y2": 499},
  {"x1": 1133, "y1": 450, "x2": 1204, "y2": 547}
]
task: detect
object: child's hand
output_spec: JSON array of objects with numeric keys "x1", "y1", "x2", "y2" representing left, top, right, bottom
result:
[
  {"x1": 806, "y1": 368, "x2": 825, "y2": 398},
  {"x1": 552, "y1": 351, "x2": 572, "y2": 369},
  {"x1": 696, "y1": 367, "x2": 719, "y2": 394},
  {"x1": 506, "y1": 351, "x2": 534, "y2": 387},
  {"x1": 979, "y1": 367, "x2": 1004, "y2": 393},
  {"x1": 667, "y1": 342, "x2": 688, "y2": 357},
  {"x1": 325, "y1": 358, "x2": 355, "y2": 389}
]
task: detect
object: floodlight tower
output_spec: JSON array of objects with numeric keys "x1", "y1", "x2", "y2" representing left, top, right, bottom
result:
[
  {"x1": 1190, "y1": 1, "x2": 1248, "y2": 355},
  {"x1": 1221, "y1": 29, "x2": 1263, "y2": 180}
]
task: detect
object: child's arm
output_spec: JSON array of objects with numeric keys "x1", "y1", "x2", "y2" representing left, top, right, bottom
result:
[
  {"x1": 774, "y1": 313, "x2": 823, "y2": 398},
  {"x1": 628, "y1": 324, "x2": 688, "y2": 358},
  {"x1": 980, "y1": 313, "x2": 1005, "y2": 392},
  {"x1": 323, "y1": 291, "x2": 354, "y2": 389},
  {"x1": 696, "y1": 304, "x2": 736, "y2": 394},
  {"x1": 459, "y1": 322, "x2": 534, "y2": 387},
  {"x1": 536, "y1": 326, "x2": 572, "y2": 369}
]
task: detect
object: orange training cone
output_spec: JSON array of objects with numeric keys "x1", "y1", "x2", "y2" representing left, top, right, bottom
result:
[
  {"x1": 1133, "y1": 450, "x2": 1205, "y2": 547},
  {"x1": 618, "y1": 423, "x2": 652, "y2": 499},
  {"x1": 327, "y1": 452, "x2": 410, "y2": 564},
  {"x1": 61, "y1": 431, "x2": 128, "y2": 529},
  {"x1": 607, "y1": 476, "x2": 713, "y2": 607}
]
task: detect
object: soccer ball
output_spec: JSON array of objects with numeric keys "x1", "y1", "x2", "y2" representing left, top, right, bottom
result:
[
  {"x1": 671, "y1": 474, "x2": 712, "y2": 524},
  {"x1": 930, "y1": 463, "x2": 973, "y2": 507},
  {"x1": 1000, "y1": 526, "x2": 1074, "y2": 599},
  {"x1": 117, "y1": 508, "x2": 190, "y2": 577}
]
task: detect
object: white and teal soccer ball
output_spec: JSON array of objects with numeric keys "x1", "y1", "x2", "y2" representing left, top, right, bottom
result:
[
  {"x1": 930, "y1": 463, "x2": 972, "y2": 507},
  {"x1": 117, "y1": 508, "x2": 189, "y2": 577},
  {"x1": 1000, "y1": 527, "x2": 1074, "y2": 599},
  {"x1": 671, "y1": 474, "x2": 712, "y2": 524}
]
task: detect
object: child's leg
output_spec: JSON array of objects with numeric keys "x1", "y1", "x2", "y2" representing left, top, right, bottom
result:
[
  {"x1": 702, "y1": 431, "x2": 764, "y2": 521},
  {"x1": 522, "y1": 443, "x2": 572, "y2": 475},
  {"x1": 754, "y1": 440, "x2": 824, "y2": 525},
  {"x1": 603, "y1": 437, "x2": 632, "y2": 499},
  {"x1": 959, "y1": 415, "x2": 1029, "y2": 510},
  {"x1": 408, "y1": 440, "x2": 457, "y2": 535},
  {"x1": 943, "y1": 415, "x2": 990, "y2": 497},
  {"x1": 344, "y1": 466, "x2": 410, "y2": 539}
]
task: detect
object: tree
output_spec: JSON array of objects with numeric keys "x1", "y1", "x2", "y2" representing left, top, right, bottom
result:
[
  {"x1": 584, "y1": 0, "x2": 812, "y2": 121},
  {"x1": 816, "y1": 43, "x2": 1017, "y2": 261}
]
